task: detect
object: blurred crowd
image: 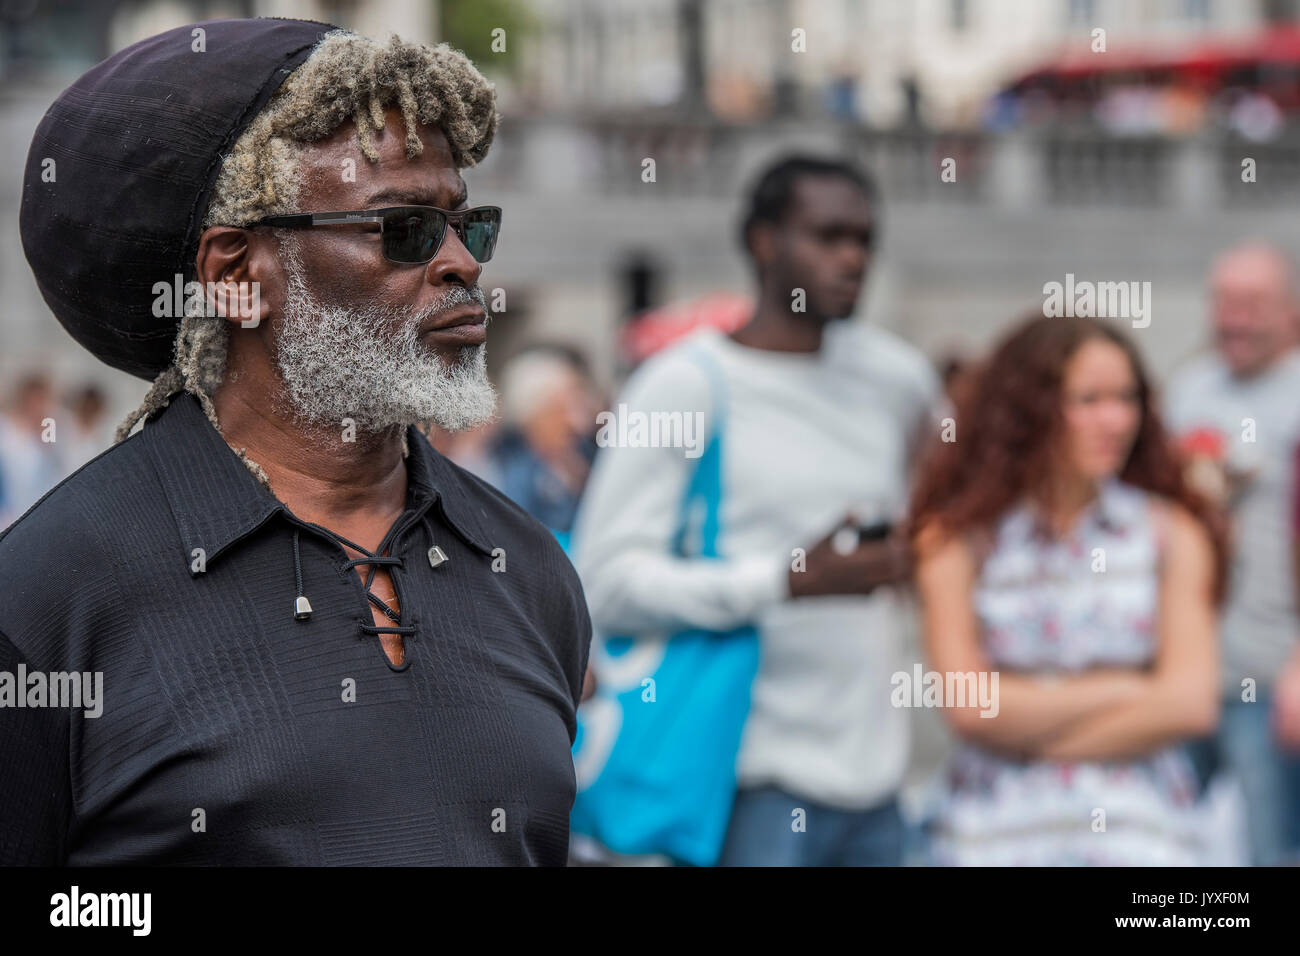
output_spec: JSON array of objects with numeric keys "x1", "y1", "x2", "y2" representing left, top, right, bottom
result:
[
  {"x1": 0, "y1": 375, "x2": 111, "y2": 529},
  {"x1": 460, "y1": 155, "x2": 1300, "y2": 868}
]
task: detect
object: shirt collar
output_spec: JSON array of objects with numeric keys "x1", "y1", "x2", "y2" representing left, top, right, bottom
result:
[
  {"x1": 405, "y1": 420, "x2": 497, "y2": 558},
  {"x1": 1019, "y1": 475, "x2": 1137, "y2": 542},
  {"x1": 140, "y1": 391, "x2": 494, "y2": 576}
]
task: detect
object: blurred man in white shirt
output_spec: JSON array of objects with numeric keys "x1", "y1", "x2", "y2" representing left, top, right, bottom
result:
[
  {"x1": 572, "y1": 155, "x2": 942, "y2": 865},
  {"x1": 1167, "y1": 241, "x2": 1300, "y2": 865}
]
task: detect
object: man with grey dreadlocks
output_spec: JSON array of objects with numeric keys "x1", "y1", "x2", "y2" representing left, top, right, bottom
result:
[{"x1": 4, "y1": 19, "x2": 590, "y2": 865}]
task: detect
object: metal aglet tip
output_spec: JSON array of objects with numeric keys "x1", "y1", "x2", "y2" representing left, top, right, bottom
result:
[{"x1": 294, "y1": 595, "x2": 313, "y2": 620}]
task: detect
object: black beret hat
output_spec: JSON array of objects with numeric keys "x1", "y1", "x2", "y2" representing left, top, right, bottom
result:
[{"x1": 19, "y1": 17, "x2": 338, "y2": 381}]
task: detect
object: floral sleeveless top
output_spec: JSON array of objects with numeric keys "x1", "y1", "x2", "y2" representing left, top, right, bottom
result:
[{"x1": 927, "y1": 477, "x2": 1206, "y2": 866}]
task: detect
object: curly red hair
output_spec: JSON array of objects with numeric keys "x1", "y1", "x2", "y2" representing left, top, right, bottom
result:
[{"x1": 908, "y1": 313, "x2": 1229, "y2": 604}]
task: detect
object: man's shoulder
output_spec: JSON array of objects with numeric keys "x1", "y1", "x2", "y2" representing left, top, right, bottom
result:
[
  {"x1": 440, "y1": 451, "x2": 543, "y2": 535},
  {"x1": 0, "y1": 429, "x2": 154, "y2": 555},
  {"x1": 843, "y1": 319, "x2": 932, "y2": 369},
  {"x1": 1168, "y1": 351, "x2": 1228, "y2": 397},
  {"x1": 622, "y1": 329, "x2": 722, "y2": 400},
  {"x1": 430, "y1": 444, "x2": 581, "y2": 580},
  {"x1": 432, "y1": 448, "x2": 591, "y2": 709},
  {"x1": 0, "y1": 432, "x2": 158, "y2": 661},
  {"x1": 835, "y1": 320, "x2": 940, "y2": 402}
]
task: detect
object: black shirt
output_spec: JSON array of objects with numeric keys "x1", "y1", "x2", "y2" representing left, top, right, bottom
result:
[{"x1": 0, "y1": 391, "x2": 591, "y2": 865}]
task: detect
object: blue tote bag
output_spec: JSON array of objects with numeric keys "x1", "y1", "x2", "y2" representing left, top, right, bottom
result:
[{"x1": 569, "y1": 346, "x2": 760, "y2": 866}]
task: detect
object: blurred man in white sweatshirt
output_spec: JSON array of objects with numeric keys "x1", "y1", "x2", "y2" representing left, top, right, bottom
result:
[
  {"x1": 1167, "y1": 242, "x2": 1300, "y2": 866},
  {"x1": 570, "y1": 155, "x2": 942, "y2": 865}
]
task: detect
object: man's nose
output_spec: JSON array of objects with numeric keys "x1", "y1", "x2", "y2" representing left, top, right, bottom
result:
[{"x1": 425, "y1": 225, "x2": 482, "y2": 287}]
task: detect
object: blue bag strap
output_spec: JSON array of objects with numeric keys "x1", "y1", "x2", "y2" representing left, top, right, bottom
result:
[{"x1": 670, "y1": 342, "x2": 729, "y2": 559}]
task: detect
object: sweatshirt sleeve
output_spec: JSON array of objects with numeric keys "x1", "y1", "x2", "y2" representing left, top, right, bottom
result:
[{"x1": 569, "y1": 347, "x2": 789, "y2": 636}]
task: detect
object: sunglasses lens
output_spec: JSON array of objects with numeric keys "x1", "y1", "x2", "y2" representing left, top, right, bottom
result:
[
  {"x1": 382, "y1": 208, "x2": 445, "y2": 263},
  {"x1": 460, "y1": 208, "x2": 500, "y2": 263},
  {"x1": 379, "y1": 207, "x2": 499, "y2": 264}
]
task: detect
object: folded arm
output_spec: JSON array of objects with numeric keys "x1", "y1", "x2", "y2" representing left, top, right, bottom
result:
[
  {"x1": 914, "y1": 517, "x2": 1186, "y2": 759},
  {"x1": 1034, "y1": 500, "x2": 1219, "y2": 761}
]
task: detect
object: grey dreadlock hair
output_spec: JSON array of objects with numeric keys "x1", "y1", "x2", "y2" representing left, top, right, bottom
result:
[{"x1": 113, "y1": 29, "x2": 499, "y2": 490}]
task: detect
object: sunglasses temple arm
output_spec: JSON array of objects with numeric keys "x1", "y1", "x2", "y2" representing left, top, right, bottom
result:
[
  {"x1": 310, "y1": 213, "x2": 387, "y2": 226},
  {"x1": 254, "y1": 213, "x2": 313, "y2": 228}
]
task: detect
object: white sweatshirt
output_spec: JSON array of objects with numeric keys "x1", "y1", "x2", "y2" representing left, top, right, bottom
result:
[
  {"x1": 570, "y1": 319, "x2": 942, "y2": 809},
  {"x1": 1166, "y1": 348, "x2": 1300, "y2": 692}
]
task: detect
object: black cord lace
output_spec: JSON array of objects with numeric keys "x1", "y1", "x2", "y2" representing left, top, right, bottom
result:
[{"x1": 290, "y1": 518, "x2": 418, "y2": 637}]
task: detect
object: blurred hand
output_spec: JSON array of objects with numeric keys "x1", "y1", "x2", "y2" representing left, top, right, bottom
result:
[
  {"x1": 788, "y1": 517, "x2": 914, "y2": 599},
  {"x1": 1272, "y1": 646, "x2": 1300, "y2": 752}
]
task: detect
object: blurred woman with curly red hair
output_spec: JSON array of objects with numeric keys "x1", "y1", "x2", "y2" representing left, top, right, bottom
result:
[{"x1": 909, "y1": 313, "x2": 1229, "y2": 865}]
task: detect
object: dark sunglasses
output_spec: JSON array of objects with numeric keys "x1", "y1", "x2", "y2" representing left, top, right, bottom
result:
[{"x1": 251, "y1": 204, "x2": 501, "y2": 265}]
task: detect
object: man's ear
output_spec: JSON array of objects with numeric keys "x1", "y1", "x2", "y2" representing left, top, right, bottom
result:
[{"x1": 195, "y1": 226, "x2": 270, "y2": 329}]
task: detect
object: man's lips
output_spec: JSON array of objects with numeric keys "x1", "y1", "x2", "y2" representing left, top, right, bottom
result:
[{"x1": 419, "y1": 306, "x2": 487, "y2": 345}]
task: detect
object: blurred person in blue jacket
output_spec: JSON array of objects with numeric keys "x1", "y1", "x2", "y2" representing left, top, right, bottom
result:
[{"x1": 491, "y1": 345, "x2": 599, "y2": 538}]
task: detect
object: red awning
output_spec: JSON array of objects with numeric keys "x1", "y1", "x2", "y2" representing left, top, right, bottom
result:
[{"x1": 1008, "y1": 26, "x2": 1300, "y2": 90}]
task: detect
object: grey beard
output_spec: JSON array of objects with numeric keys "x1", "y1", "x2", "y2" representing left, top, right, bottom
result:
[{"x1": 271, "y1": 239, "x2": 498, "y2": 434}]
